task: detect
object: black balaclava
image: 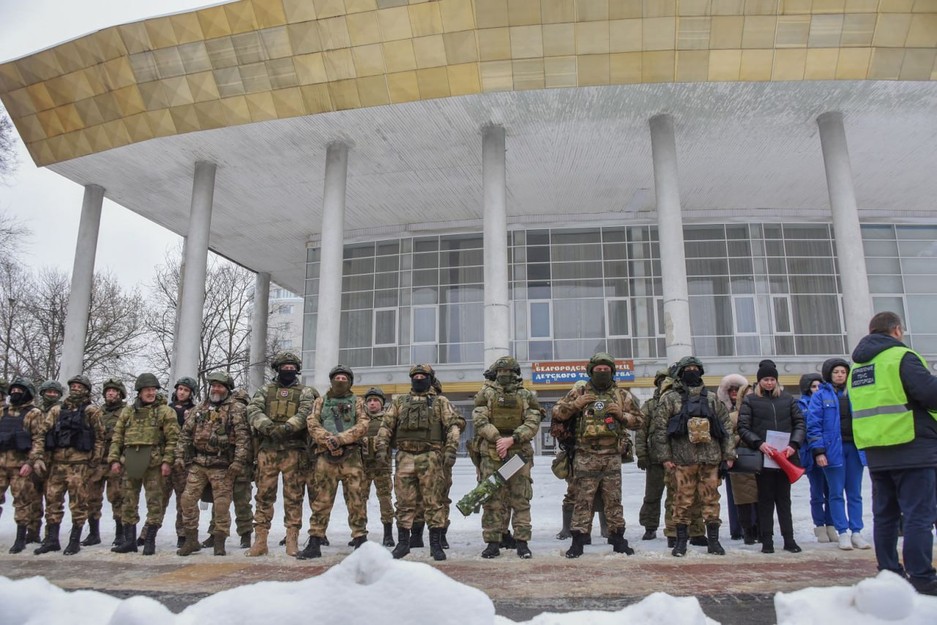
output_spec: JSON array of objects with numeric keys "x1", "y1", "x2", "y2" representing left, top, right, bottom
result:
[
  {"x1": 411, "y1": 376, "x2": 432, "y2": 394},
  {"x1": 681, "y1": 369, "x2": 703, "y2": 388},
  {"x1": 278, "y1": 369, "x2": 298, "y2": 386}
]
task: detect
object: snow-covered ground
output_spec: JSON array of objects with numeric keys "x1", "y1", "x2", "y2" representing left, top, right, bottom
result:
[{"x1": 2, "y1": 460, "x2": 936, "y2": 624}]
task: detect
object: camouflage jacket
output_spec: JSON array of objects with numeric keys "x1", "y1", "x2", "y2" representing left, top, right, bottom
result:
[
  {"x1": 651, "y1": 381, "x2": 736, "y2": 466},
  {"x1": 0, "y1": 401, "x2": 47, "y2": 469},
  {"x1": 108, "y1": 395, "x2": 180, "y2": 466},
  {"x1": 472, "y1": 381, "x2": 541, "y2": 462},
  {"x1": 635, "y1": 378, "x2": 673, "y2": 464},
  {"x1": 362, "y1": 409, "x2": 386, "y2": 459},
  {"x1": 44, "y1": 399, "x2": 106, "y2": 465},
  {"x1": 247, "y1": 380, "x2": 318, "y2": 451},
  {"x1": 177, "y1": 395, "x2": 251, "y2": 469},
  {"x1": 98, "y1": 400, "x2": 125, "y2": 464},
  {"x1": 552, "y1": 381, "x2": 643, "y2": 453},
  {"x1": 377, "y1": 390, "x2": 461, "y2": 455},
  {"x1": 307, "y1": 392, "x2": 369, "y2": 455}
]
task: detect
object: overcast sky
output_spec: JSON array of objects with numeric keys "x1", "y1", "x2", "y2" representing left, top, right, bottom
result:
[{"x1": 0, "y1": 1, "x2": 224, "y2": 290}]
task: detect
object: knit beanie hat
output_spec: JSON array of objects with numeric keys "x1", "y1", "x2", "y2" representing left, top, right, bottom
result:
[{"x1": 757, "y1": 362, "x2": 779, "y2": 381}]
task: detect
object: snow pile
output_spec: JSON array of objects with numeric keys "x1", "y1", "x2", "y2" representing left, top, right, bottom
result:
[
  {"x1": 775, "y1": 571, "x2": 937, "y2": 625},
  {"x1": 495, "y1": 594, "x2": 716, "y2": 625}
]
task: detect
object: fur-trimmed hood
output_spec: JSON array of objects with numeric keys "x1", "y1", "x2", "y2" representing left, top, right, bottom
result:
[{"x1": 717, "y1": 374, "x2": 749, "y2": 411}]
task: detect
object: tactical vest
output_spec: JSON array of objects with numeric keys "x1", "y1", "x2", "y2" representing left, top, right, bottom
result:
[
  {"x1": 577, "y1": 389, "x2": 621, "y2": 440},
  {"x1": 490, "y1": 388, "x2": 525, "y2": 435},
  {"x1": 191, "y1": 404, "x2": 236, "y2": 461},
  {"x1": 123, "y1": 403, "x2": 168, "y2": 447},
  {"x1": 680, "y1": 388, "x2": 714, "y2": 444},
  {"x1": 265, "y1": 383, "x2": 304, "y2": 423},
  {"x1": 0, "y1": 408, "x2": 33, "y2": 452},
  {"x1": 45, "y1": 404, "x2": 94, "y2": 452},
  {"x1": 321, "y1": 396, "x2": 356, "y2": 436},
  {"x1": 395, "y1": 394, "x2": 443, "y2": 443},
  {"x1": 849, "y1": 346, "x2": 937, "y2": 449},
  {"x1": 366, "y1": 411, "x2": 384, "y2": 438}
]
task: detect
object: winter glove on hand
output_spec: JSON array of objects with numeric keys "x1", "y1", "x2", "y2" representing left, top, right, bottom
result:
[
  {"x1": 257, "y1": 419, "x2": 276, "y2": 437},
  {"x1": 443, "y1": 448, "x2": 457, "y2": 468},
  {"x1": 636, "y1": 457, "x2": 648, "y2": 471},
  {"x1": 573, "y1": 393, "x2": 596, "y2": 411}
]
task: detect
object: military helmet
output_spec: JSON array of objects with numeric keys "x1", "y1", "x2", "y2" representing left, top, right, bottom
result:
[
  {"x1": 674, "y1": 356, "x2": 705, "y2": 377},
  {"x1": 492, "y1": 356, "x2": 521, "y2": 375},
  {"x1": 206, "y1": 371, "x2": 235, "y2": 390},
  {"x1": 102, "y1": 378, "x2": 127, "y2": 399},
  {"x1": 328, "y1": 364, "x2": 354, "y2": 384},
  {"x1": 10, "y1": 377, "x2": 37, "y2": 399},
  {"x1": 39, "y1": 379, "x2": 66, "y2": 397},
  {"x1": 654, "y1": 368, "x2": 670, "y2": 388},
  {"x1": 270, "y1": 351, "x2": 302, "y2": 372},
  {"x1": 134, "y1": 372, "x2": 162, "y2": 391},
  {"x1": 482, "y1": 365, "x2": 496, "y2": 381},
  {"x1": 586, "y1": 352, "x2": 616, "y2": 376},
  {"x1": 67, "y1": 374, "x2": 92, "y2": 392},
  {"x1": 408, "y1": 364, "x2": 435, "y2": 379},
  {"x1": 364, "y1": 387, "x2": 385, "y2": 404},
  {"x1": 174, "y1": 376, "x2": 198, "y2": 392},
  {"x1": 0, "y1": 379, "x2": 8, "y2": 395}
]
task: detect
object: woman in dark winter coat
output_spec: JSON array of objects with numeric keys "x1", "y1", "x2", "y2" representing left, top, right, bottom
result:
[
  {"x1": 798, "y1": 373, "x2": 834, "y2": 543},
  {"x1": 738, "y1": 361, "x2": 806, "y2": 553},
  {"x1": 718, "y1": 374, "x2": 755, "y2": 542}
]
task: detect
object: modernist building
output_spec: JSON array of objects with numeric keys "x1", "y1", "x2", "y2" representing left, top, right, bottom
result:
[{"x1": 2, "y1": 1, "x2": 936, "y2": 437}]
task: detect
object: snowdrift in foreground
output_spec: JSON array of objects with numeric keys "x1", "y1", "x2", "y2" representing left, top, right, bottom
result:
[{"x1": 776, "y1": 571, "x2": 937, "y2": 625}]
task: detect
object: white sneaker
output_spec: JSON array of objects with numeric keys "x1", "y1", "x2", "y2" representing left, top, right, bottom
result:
[
  {"x1": 838, "y1": 532, "x2": 853, "y2": 550},
  {"x1": 826, "y1": 525, "x2": 839, "y2": 542},
  {"x1": 814, "y1": 527, "x2": 830, "y2": 543},
  {"x1": 851, "y1": 532, "x2": 871, "y2": 550}
]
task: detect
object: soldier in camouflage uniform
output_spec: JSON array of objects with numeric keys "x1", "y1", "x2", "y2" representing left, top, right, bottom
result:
[
  {"x1": 472, "y1": 356, "x2": 541, "y2": 559},
  {"x1": 109, "y1": 373, "x2": 180, "y2": 555},
  {"x1": 155, "y1": 376, "x2": 197, "y2": 549},
  {"x1": 35, "y1": 375, "x2": 106, "y2": 556},
  {"x1": 82, "y1": 378, "x2": 126, "y2": 547},
  {"x1": 652, "y1": 356, "x2": 736, "y2": 557},
  {"x1": 246, "y1": 351, "x2": 318, "y2": 557},
  {"x1": 636, "y1": 369, "x2": 670, "y2": 541},
  {"x1": 176, "y1": 372, "x2": 251, "y2": 556},
  {"x1": 552, "y1": 353, "x2": 643, "y2": 558},
  {"x1": 361, "y1": 387, "x2": 395, "y2": 547},
  {"x1": 2, "y1": 379, "x2": 48, "y2": 554},
  {"x1": 377, "y1": 364, "x2": 461, "y2": 561},
  {"x1": 27, "y1": 380, "x2": 63, "y2": 544},
  {"x1": 297, "y1": 365, "x2": 369, "y2": 559}
]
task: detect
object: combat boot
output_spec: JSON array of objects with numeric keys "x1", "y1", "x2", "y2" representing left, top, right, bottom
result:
[
  {"x1": 142, "y1": 524, "x2": 158, "y2": 555},
  {"x1": 25, "y1": 523, "x2": 41, "y2": 545},
  {"x1": 176, "y1": 535, "x2": 186, "y2": 549},
  {"x1": 689, "y1": 534, "x2": 708, "y2": 547},
  {"x1": 177, "y1": 529, "x2": 201, "y2": 556},
  {"x1": 667, "y1": 536, "x2": 676, "y2": 548},
  {"x1": 296, "y1": 536, "x2": 321, "y2": 560},
  {"x1": 555, "y1": 505, "x2": 572, "y2": 540},
  {"x1": 350, "y1": 535, "x2": 367, "y2": 549},
  {"x1": 641, "y1": 528, "x2": 657, "y2": 540},
  {"x1": 285, "y1": 527, "x2": 300, "y2": 556},
  {"x1": 409, "y1": 522, "x2": 425, "y2": 548},
  {"x1": 112, "y1": 524, "x2": 138, "y2": 553},
  {"x1": 428, "y1": 528, "x2": 446, "y2": 561},
  {"x1": 481, "y1": 541, "x2": 501, "y2": 558},
  {"x1": 34, "y1": 523, "x2": 61, "y2": 555},
  {"x1": 782, "y1": 535, "x2": 802, "y2": 553},
  {"x1": 201, "y1": 534, "x2": 215, "y2": 549},
  {"x1": 81, "y1": 518, "x2": 101, "y2": 546},
  {"x1": 440, "y1": 527, "x2": 449, "y2": 549},
  {"x1": 239, "y1": 532, "x2": 251, "y2": 549},
  {"x1": 63, "y1": 523, "x2": 83, "y2": 555},
  {"x1": 111, "y1": 520, "x2": 123, "y2": 547},
  {"x1": 565, "y1": 531, "x2": 584, "y2": 559},
  {"x1": 672, "y1": 524, "x2": 689, "y2": 557},
  {"x1": 213, "y1": 532, "x2": 227, "y2": 556},
  {"x1": 598, "y1": 510, "x2": 609, "y2": 540},
  {"x1": 136, "y1": 524, "x2": 146, "y2": 546},
  {"x1": 707, "y1": 523, "x2": 725, "y2": 556},
  {"x1": 610, "y1": 529, "x2": 635, "y2": 555},
  {"x1": 392, "y1": 527, "x2": 410, "y2": 559},
  {"x1": 515, "y1": 540, "x2": 532, "y2": 559},
  {"x1": 9, "y1": 524, "x2": 27, "y2": 554},
  {"x1": 382, "y1": 522, "x2": 395, "y2": 547},
  {"x1": 500, "y1": 531, "x2": 516, "y2": 549},
  {"x1": 247, "y1": 527, "x2": 268, "y2": 557}
]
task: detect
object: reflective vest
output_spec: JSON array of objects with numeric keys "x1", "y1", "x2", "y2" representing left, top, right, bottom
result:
[
  {"x1": 395, "y1": 394, "x2": 443, "y2": 443},
  {"x1": 265, "y1": 384, "x2": 304, "y2": 423},
  {"x1": 321, "y1": 396, "x2": 356, "y2": 436},
  {"x1": 848, "y1": 345, "x2": 937, "y2": 449},
  {"x1": 489, "y1": 388, "x2": 525, "y2": 435}
]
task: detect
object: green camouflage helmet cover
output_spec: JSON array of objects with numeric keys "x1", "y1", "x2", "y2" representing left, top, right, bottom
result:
[
  {"x1": 408, "y1": 364, "x2": 435, "y2": 379},
  {"x1": 102, "y1": 378, "x2": 127, "y2": 399},
  {"x1": 39, "y1": 379, "x2": 66, "y2": 396},
  {"x1": 492, "y1": 356, "x2": 521, "y2": 374},
  {"x1": 10, "y1": 377, "x2": 37, "y2": 399},
  {"x1": 270, "y1": 351, "x2": 302, "y2": 372},
  {"x1": 586, "y1": 352, "x2": 616, "y2": 376},
  {"x1": 67, "y1": 374, "x2": 92, "y2": 392},
  {"x1": 134, "y1": 372, "x2": 161, "y2": 391},
  {"x1": 363, "y1": 387, "x2": 386, "y2": 404},
  {"x1": 206, "y1": 371, "x2": 235, "y2": 390},
  {"x1": 674, "y1": 356, "x2": 705, "y2": 377},
  {"x1": 174, "y1": 376, "x2": 198, "y2": 392},
  {"x1": 329, "y1": 364, "x2": 354, "y2": 384}
]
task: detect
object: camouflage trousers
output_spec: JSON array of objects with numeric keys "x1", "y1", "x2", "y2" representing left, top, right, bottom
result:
[
  {"x1": 570, "y1": 451, "x2": 625, "y2": 534},
  {"x1": 85, "y1": 463, "x2": 123, "y2": 521},
  {"x1": 180, "y1": 464, "x2": 235, "y2": 534},
  {"x1": 562, "y1": 476, "x2": 603, "y2": 534},
  {"x1": 480, "y1": 455, "x2": 532, "y2": 543},
  {"x1": 27, "y1": 476, "x2": 45, "y2": 531},
  {"x1": 44, "y1": 462, "x2": 89, "y2": 525},
  {"x1": 253, "y1": 448, "x2": 304, "y2": 531},
  {"x1": 395, "y1": 449, "x2": 448, "y2": 529},
  {"x1": 208, "y1": 476, "x2": 253, "y2": 537},
  {"x1": 414, "y1": 457, "x2": 453, "y2": 527},
  {"x1": 121, "y1": 465, "x2": 166, "y2": 526},
  {"x1": 363, "y1": 457, "x2": 394, "y2": 525},
  {"x1": 0, "y1": 465, "x2": 38, "y2": 524},
  {"x1": 309, "y1": 452, "x2": 367, "y2": 538},
  {"x1": 671, "y1": 463, "x2": 722, "y2": 526},
  {"x1": 639, "y1": 462, "x2": 666, "y2": 531},
  {"x1": 161, "y1": 461, "x2": 187, "y2": 537},
  {"x1": 664, "y1": 468, "x2": 705, "y2": 538}
]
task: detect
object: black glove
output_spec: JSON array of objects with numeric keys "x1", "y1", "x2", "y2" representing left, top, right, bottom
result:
[
  {"x1": 637, "y1": 457, "x2": 648, "y2": 471},
  {"x1": 718, "y1": 460, "x2": 729, "y2": 480}
]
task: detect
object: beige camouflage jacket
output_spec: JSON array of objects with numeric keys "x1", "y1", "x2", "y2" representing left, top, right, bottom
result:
[
  {"x1": 177, "y1": 395, "x2": 251, "y2": 469},
  {"x1": 651, "y1": 381, "x2": 736, "y2": 466},
  {"x1": 377, "y1": 390, "x2": 461, "y2": 455},
  {"x1": 552, "y1": 381, "x2": 643, "y2": 453},
  {"x1": 108, "y1": 395, "x2": 180, "y2": 466},
  {"x1": 307, "y1": 392, "x2": 369, "y2": 455},
  {"x1": 0, "y1": 401, "x2": 47, "y2": 469},
  {"x1": 44, "y1": 399, "x2": 106, "y2": 465},
  {"x1": 472, "y1": 381, "x2": 541, "y2": 462}
]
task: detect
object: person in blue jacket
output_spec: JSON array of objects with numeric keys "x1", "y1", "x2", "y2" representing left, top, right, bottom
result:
[
  {"x1": 807, "y1": 357, "x2": 871, "y2": 551},
  {"x1": 798, "y1": 373, "x2": 835, "y2": 544}
]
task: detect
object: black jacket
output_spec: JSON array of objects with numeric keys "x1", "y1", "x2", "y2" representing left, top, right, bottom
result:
[
  {"x1": 737, "y1": 390, "x2": 806, "y2": 459},
  {"x1": 851, "y1": 333, "x2": 937, "y2": 472}
]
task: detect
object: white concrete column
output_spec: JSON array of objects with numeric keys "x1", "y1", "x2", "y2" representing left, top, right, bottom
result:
[
  {"x1": 60, "y1": 184, "x2": 104, "y2": 382},
  {"x1": 482, "y1": 124, "x2": 510, "y2": 366},
  {"x1": 817, "y1": 111, "x2": 873, "y2": 352},
  {"x1": 313, "y1": 143, "x2": 348, "y2": 392},
  {"x1": 649, "y1": 114, "x2": 693, "y2": 362},
  {"x1": 249, "y1": 271, "x2": 270, "y2": 392},
  {"x1": 172, "y1": 161, "x2": 216, "y2": 383}
]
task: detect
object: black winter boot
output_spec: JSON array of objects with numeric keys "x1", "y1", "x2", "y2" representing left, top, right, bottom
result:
[
  {"x1": 63, "y1": 523, "x2": 83, "y2": 555},
  {"x1": 610, "y1": 529, "x2": 635, "y2": 555},
  {"x1": 515, "y1": 540, "x2": 532, "y2": 559},
  {"x1": 239, "y1": 532, "x2": 251, "y2": 549},
  {"x1": 201, "y1": 534, "x2": 215, "y2": 549},
  {"x1": 689, "y1": 534, "x2": 708, "y2": 547},
  {"x1": 26, "y1": 524, "x2": 41, "y2": 545},
  {"x1": 137, "y1": 524, "x2": 146, "y2": 546},
  {"x1": 296, "y1": 536, "x2": 321, "y2": 559},
  {"x1": 392, "y1": 527, "x2": 410, "y2": 559},
  {"x1": 350, "y1": 535, "x2": 367, "y2": 549},
  {"x1": 112, "y1": 523, "x2": 138, "y2": 553},
  {"x1": 409, "y1": 522, "x2": 425, "y2": 548},
  {"x1": 667, "y1": 536, "x2": 676, "y2": 548},
  {"x1": 782, "y1": 535, "x2": 802, "y2": 553},
  {"x1": 382, "y1": 522, "x2": 395, "y2": 547},
  {"x1": 707, "y1": 523, "x2": 725, "y2": 555},
  {"x1": 761, "y1": 537, "x2": 775, "y2": 553},
  {"x1": 429, "y1": 528, "x2": 446, "y2": 561},
  {"x1": 142, "y1": 524, "x2": 158, "y2": 555},
  {"x1": 34, "y1": 523, "x2": 61, "y2": 555},
  {"x1": 500, "y1": 531, "x2": 516, "y2": 549},
  {"x1": 672, "y1": 524, "x2": 689, "y2": 557},
  {"x1": 743, "y1": 525, "x2": 757, "y2": 545},
  {"x1": 565, "y1": 531, "x2": 585, "y2": 559},
  {"x1": 641, "y1": 528, "x2": 657, "y2": 540},
  {"x1": 81, "y1": 518, "x2": 101, "y2": 546},
  {"x1": 481, "y1": 541, "x2": 501, "y2": 558},
  {"x1": 9, "y1": 524, "x2": 27, "y2": 554},
  {"x1": 555, "y1": 505, "x2": 572, "y2": 540},
  {"x1": 440, "y1": 527, "x2": 449, "y2": 549},
  {"x1": 112, "y1": 520, "x2": 123, "y2": 547}
]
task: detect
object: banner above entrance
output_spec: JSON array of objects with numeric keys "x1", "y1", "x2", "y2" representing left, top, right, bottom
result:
[{"x1": 531, "y1": 360, "x2": 636, "y2": 384}]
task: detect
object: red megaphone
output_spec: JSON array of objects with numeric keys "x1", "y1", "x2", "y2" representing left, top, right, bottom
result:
[{"x1": 768, "y1": 448, "x2": 805, "y2": 484}]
